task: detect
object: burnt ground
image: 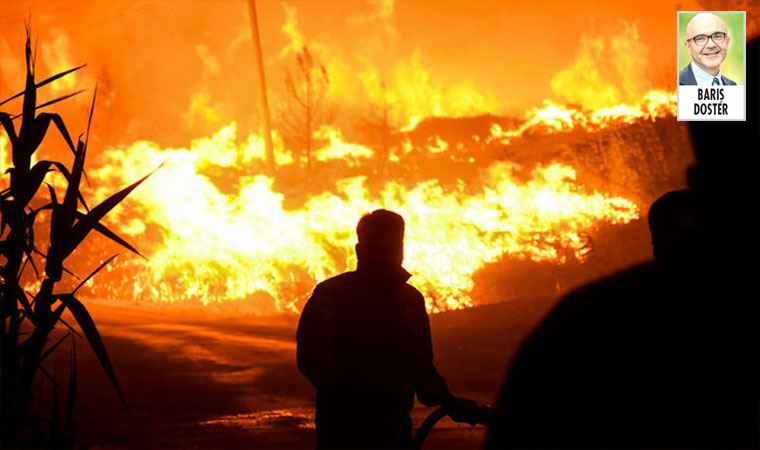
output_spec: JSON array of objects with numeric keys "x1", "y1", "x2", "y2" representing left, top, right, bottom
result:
[{"x1": 52, "y1": 295, "x2": 558, "y2": 450}]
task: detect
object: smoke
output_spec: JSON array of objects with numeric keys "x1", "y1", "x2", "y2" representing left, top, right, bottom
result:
[
  {"x1": 346, "y1": 0, "x2": 397, "y2": 38},
  {"x1": 0, "y1": 1, "x2": 686, "y2": 161}
]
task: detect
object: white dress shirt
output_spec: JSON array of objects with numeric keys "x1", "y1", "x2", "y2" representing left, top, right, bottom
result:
[{"x1": 691, "y1": 61, "x2": 723, "y2": 86}]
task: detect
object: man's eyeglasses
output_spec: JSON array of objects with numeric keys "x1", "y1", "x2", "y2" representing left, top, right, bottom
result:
[{"x1": 687, "y1": 31, "x2": 727, "y2": 46}]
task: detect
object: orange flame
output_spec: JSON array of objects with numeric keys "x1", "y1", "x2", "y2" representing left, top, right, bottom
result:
[
  {"x1": 90, "y1": 118, "x2": 641, "y2": 313},
  {"x1": 0, "y1": 4, "x2": 686, "y2": 315},
  {"x1": 488, "y1": 90, "x2": 676, "y2": 144}
]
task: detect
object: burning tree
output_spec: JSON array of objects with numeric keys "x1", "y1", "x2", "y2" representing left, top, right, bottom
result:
[
  {"x1": 0, "y1": 29, "x2": 157, "y2": 448},
  {"x1": 279, "y1": 45, "x2": 330, "y2": 170}
]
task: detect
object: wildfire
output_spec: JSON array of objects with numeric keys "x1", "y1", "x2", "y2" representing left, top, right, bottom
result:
[
  {"x1": 488, "y1": 90, "x2": 676, "y2": 144},
  {"x1": 87, "y1": 110, "x2": 645, "y2": 313},
  {"x1": 0, "y1": 3, "x2": 686, "y2": 314}
]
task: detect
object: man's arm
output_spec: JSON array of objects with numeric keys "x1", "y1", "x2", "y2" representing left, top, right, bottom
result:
[
  {"x1": 412, "y1": 294, "x2": 484, "y2": 425},
  {"x1": 296, "y1": 285, "x2": 341, "y2": 388},
  {"x1": 412, "y1": 295, "x2": 451, "y2": 406}
]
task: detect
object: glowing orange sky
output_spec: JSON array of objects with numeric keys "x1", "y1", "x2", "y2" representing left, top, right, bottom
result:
[{"x1": 0, "y1": 0, "x2": 747, "y2": 151}]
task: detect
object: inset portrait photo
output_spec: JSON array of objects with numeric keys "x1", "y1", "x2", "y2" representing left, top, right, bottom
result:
[{"x1": 677, "y1": 11, "x2": 746, "y2": 121}]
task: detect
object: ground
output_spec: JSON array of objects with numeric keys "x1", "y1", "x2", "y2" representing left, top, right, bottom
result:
[{"x1": 65, "y1": 296, "x2": 557, "y2": 449}]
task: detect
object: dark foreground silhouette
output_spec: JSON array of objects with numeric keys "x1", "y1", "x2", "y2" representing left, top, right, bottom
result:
[
  {"x1": 297, "y1": 210, "x2": 481, "y2": 449},
  {"x1": 486, "y1": 38, "x2": 759, "y2": 449}
]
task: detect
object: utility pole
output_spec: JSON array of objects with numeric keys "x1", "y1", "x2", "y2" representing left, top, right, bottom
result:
[{"x1": 248, "y1": 0, "x2": 275, "y2": 171}]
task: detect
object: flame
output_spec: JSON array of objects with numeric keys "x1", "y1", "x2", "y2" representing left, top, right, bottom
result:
[
  {"x1": 489, "y1": 89, "x2": 676, "y2": 144},
  {"x1": 325, "y1": 53, "x2": 500, "y2": 129},
  {"x1": 313, "y1": 126, "x2": 374, "y2": 163},
  {"x1": 88, "y1": 116, "x2": 641, "y2": 313},
  {"x1": 0, "y1": 133, "x2": 8, "y2": 175},
  {"x1": 0, "y1": 3, "x2": 689, "y2": 315},
  {"x1": 550, "y1": 21, "x2": 654, "y2": 110},
  {"x1": 187, "y1": 92, "x2": 222, "y2": 125},
  {"x1": 279, "y1": 5, "x2": 500, "y2": 130}
]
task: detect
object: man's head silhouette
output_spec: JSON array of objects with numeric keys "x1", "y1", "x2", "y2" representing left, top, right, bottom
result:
[
  {"x1": 647, "y1": 190, "x2": 700, "y2": 275},
  {"x1": 355, "y1": 209, "x2": 405, "y2": 273}
]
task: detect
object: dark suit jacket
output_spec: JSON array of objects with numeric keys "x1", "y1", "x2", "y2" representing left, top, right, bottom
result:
[{"x1": 679, "y1": 63, "x2": 737, "y2": 85}]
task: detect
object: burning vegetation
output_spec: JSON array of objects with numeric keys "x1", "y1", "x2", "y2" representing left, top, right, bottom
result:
[
  {"x1": 2, "y1": 88, "x2": 688, "y2": 314},
  {"x1": 0, "y1": 2, "x2": 696, "y2": 315}
]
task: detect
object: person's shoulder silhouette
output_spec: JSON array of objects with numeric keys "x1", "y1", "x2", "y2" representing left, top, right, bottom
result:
[{"x1": 487, "y1": 38, "x2": 759, "y2": 450}]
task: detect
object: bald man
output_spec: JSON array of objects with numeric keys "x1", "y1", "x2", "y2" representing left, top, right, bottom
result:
[{"x1": 679, "y1": 13, "x2": 736, "y2": 86}]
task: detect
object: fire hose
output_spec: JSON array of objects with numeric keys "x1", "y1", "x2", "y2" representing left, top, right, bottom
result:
[{"x1": 412, "y1": 403, "x2": 493, "y2": 449}]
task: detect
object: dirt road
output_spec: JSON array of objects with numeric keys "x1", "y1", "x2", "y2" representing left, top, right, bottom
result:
[{"x1": 65, "y1": 297, "x2": 555, "y2": 449}]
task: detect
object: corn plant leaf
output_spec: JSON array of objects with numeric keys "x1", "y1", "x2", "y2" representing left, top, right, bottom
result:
[
  {"x1": 40, "y1": 332, "x2": 69, "y2": 363},
  {"x1": 29, "y1": 246, "x2": 81, "y2": 280},
  {"x1": 93, "y1": 222, "x2": 141, "y2": 257},
  {"x1": 1, "y1": 285, "x2": 13, "y2": 318},
  {"x1": 11, "y1": 93, "x2": 88, "y2": 120},
  {"x1": 64, "y1": 164, "x2": 161, "y2": 258},
  {"x1": 21, "y1": 246, "x2": 39, "y2": 279},
  {"x1": 2, "y1": 286, "x2": 36, "y2": 325},
  {"x1": 76, "y1": 87, "x2": 98, "y2": 191},
  {"x1": 32, "y1": 89, "x2": 86, "y2": 114},
  {"x1": 21, "y1": 33, "x2": 36, "y2": 126},
  {"x1": 34, "y1": 64, "x2": 87, "y2": 95},
  {"x1": 0, "y1": 112, "x2": 18, "y2": 147},
  {"x1": 34, "y1": 160, "x2": 89, "y2": 211},
  {"x1": 39, "y1": 161, "x2": 89, "y2": 212},
  {"x1": 72, "y1": 254, "x2": 118, "y2": 295},
  {"x1": 17, "y1": 160, "x2": 55, "y2": 207},
  {"x1": 22, "y1": 113, "x2": 78, "y2": 158},
  {"x1": 83, "y1": 85, "x2": 96, "y2": 153},
  {"x1": 31, "y1": 246, "x2": 47, "y2": 259},
  {"x1": 46, "y1": 182, "x2": 58, "y2": 204},
  {"x1": 65, "y1": 338, "x2": 77, "y2": 433},
  {"x1": 56, "y1": 140, "x2": 87, "y2": 241},
  {"x1": 74, "y1": 210, "x2": 142, "y2": 257},
  {"x1": 35, "y1": 113, "x2": 78, "y2": 156},
  {"x1": 0, "y1": 64, "x2": 86, "y2": 109},
  {"x1": 38, "y1": 365, "x2": 66, "y2": 395},
  {"x1": 52, "y1": 300, "x2": 67, "y2": 323},
  {"x1": 56, "y1": 293, "x2": 127, "y2": 409},
  {"x1": 20, "y1": 205, "x2": 51, "y2": 280},
  {"x1": 14, "y1": 285, "x2": 34, "y2": 322},
  {"x1": 51, "y1": 364, "x2": 60, "y2": 433},
  {"x1": 58, "y1": 317, "x2": 82, "y2": 339}
]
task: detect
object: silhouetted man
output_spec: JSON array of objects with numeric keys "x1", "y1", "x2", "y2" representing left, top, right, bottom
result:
[
  {"x1": 486, "y1": 38, "x2": 759, "y2": 449},
  {"x1": 297, "y1": 209, "x2": 480, "y2": 449}
]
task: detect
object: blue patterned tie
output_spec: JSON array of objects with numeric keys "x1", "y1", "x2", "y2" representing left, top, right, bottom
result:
[{"x1": 712, "y1": 77, "x2": 720, "y2": 85}]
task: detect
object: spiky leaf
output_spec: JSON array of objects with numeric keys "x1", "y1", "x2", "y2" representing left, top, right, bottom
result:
[
  {"x1": 40, "y1": 333, "x2": 69, "y2": 363},
  {"x1": 0, "y1": 112, "x2": 18, "y2": 147},
  {"x1": 63, "y1": 164, "x2": 160, "y2": 259},
  {"x1": 72, "y1": 254, "x2": 118, "y2": 295},
  {"x1": 65, "y1": 338, "x2": 77, "y2": 433},
  {"x1": 56, "y1": 294, "x2": 127, "y2": 409},
  {"x1": 0, "y1": 64, "x2": 86, "y2": 109}
]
